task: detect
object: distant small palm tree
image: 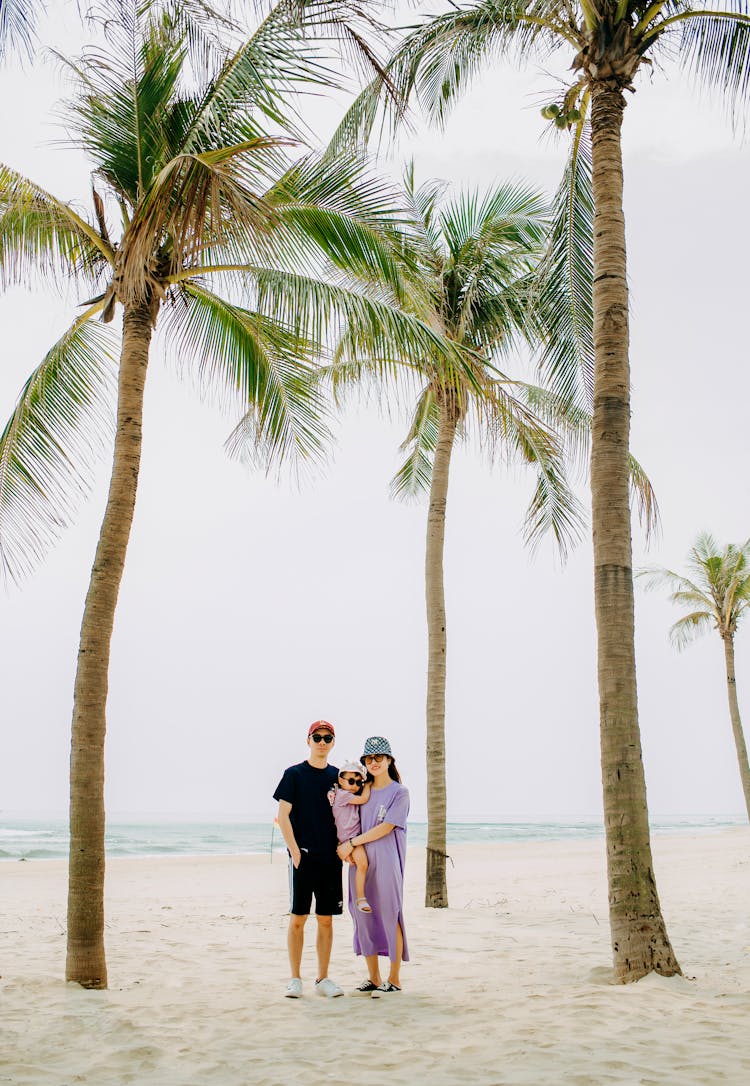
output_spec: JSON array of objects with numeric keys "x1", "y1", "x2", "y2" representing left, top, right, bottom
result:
[{"x1": 640, "y1": 533, "x2": 750, "y2": 822}]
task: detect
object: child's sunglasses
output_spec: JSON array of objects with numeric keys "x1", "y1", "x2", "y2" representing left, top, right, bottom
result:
[
  {"x1": 311, "y1": 733, "x2": 334, "y2": 744},
  {"x1": 339, "y1": 774, "x2": 362, "y2": 785}
]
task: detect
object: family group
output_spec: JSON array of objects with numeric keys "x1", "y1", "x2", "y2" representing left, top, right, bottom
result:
[{"x1": 273, "y1": 721, "x2": 409, "y2": 998}]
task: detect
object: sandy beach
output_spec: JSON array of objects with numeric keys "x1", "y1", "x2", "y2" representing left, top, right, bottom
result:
[{"x1": 2, "y1": 829, "x2": 749, "y2": 1085}]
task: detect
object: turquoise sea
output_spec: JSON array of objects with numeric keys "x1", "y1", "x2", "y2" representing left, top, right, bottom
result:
[{"x1": 0, "y1": 815, "x2": 744, "y2": 861}]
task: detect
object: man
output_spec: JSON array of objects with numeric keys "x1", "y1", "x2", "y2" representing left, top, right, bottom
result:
[{"x1": 273, "y1": 720, "x2": 344, "y2": 998}]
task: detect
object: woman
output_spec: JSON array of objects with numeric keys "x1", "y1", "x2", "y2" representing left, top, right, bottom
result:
[{"x1": 336, "y1": 736, "x2": 409, "y2": 995}]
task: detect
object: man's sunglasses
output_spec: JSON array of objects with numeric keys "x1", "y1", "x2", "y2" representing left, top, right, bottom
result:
[
  {"x1": 339, "y1": 775, "x2": 363, "y2": 785},
  {"x1": 311, "y1": 733, "x2": 334, "y2": 744}
]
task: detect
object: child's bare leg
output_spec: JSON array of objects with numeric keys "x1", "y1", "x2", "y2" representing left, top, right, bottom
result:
[{"x1": 352, "y1": 845, "x2": 369, "y2": 908}]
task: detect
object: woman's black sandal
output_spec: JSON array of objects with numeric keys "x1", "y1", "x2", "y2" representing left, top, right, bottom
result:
[
  {"x1": 355, "y1": 979, "x2": 378, "y2": 993},
  {"x1": 370, "y1": 982, "x2": 401, "y2": 997}
]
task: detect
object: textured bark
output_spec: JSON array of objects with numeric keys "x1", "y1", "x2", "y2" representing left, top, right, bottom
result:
[
  {"x1": 66, "y1": 298, "x2": 157, "y2": 988},
  {"x1": 589, "y1": 84, "x2": 680, "y2": 981},
  {"x1": 722, "y1": 635, "x2": 750, "y2": 821},
  {"x1": 424, "y1": 397, "x2": 458, "y2": 909}
]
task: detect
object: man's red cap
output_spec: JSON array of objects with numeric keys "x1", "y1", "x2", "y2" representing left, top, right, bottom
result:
[{"x1": 308, "y1": 720, "x2": 335, "y2": 737}]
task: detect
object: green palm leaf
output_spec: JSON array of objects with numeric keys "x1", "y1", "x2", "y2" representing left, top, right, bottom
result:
[
  {"x1": 161, "y1": 281, "x2": 331, "y2": 473},
  {"x1": 474, "y1": 378, "x2": 585, "y2": 556},
  {"x1": 523, "y1": 451, "x2": 585, "y2": 558},
  {"x1": 0, "y1": 311, "x2": 118, "y2": 583},
  {"x1": 0, "y1": 0, "x2": 36, "y2": 61},
  {"x1": 668, "y1": 609, "x2": 717, "y2": 649},
  {"x1": 391, "y1": 386, "x2": 439, "y2": 499},
  {"x1": 268, "y1": 152, "x2": 412, "y2": 298},
  {"x1": 521, "y1": 382, "x2": 660, "y2": 538},
  {"x1": 674, "y1": 7, "x2": 750, "y2": 125},
  {"x1": 0, "y1": 165, "x2": 113, "y2": 290},
  {"x1": 532, "y1": 118, "x2": 594, "y2": 408},
  {"x1": 248, "y1": 265, "x2": 469, "y2": 380}
]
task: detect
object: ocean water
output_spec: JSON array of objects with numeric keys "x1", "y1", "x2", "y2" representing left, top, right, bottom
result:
[{"x1": 0, "y1": 814, "x2": 744, "y2": 862}]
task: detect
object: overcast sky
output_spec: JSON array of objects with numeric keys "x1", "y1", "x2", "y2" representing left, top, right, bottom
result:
[{"x1": 1, "y1": 2, "x2": 749, "y2": 824}]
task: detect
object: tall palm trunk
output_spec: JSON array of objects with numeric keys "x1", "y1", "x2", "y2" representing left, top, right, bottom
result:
[
  {"x1": 424, "y1": 394, "x2": 458, "y2": 908},
  {"x1": 721, "y1": 634, "x2": 750, "y2": 821},
  {"x1": 589, "y1": 84, "x2": 680, "y2": 981},
  {"x1": 66, "y1": 298, "x2": 157, "y2": 988}
]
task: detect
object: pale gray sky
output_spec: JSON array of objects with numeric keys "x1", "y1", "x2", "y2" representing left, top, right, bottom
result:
[{"x1": 1, "y1": 3, "x2": 748, "y2": 823}]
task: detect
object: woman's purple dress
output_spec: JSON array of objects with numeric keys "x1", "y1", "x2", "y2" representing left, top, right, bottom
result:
[{"x1": 348, "y1": 781, "x2": 409, "y2": 962}]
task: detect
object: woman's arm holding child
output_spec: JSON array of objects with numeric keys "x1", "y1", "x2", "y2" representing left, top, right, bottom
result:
[
  {"x1": 345, "y1": 783, "x2": 371, "y2": 806},
  {"x1": 337, "y1": 820, "x2": 393, "y2": 859}
]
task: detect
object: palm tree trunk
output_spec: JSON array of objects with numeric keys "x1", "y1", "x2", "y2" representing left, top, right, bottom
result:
[
  {"x1": 424, "y1": 395, "x2": 458, "y2": 908},
  {"x1": 589, "y1": 84, "x2": 680, "y2": 981},
  {"x1": 722, "y1": 635, "x2": 750, "y2": 821},
  {"x1": 66, "y1": 298, "x2": 157, "y2": 988}
]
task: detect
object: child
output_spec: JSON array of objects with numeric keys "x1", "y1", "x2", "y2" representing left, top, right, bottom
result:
[{"x1": 328, "y1": 761, "x2": 372, "y2": 913}]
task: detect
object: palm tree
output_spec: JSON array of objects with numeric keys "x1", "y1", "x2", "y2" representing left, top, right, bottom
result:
[
  {"x1": 640, "y1": 533, "x2": 750, "y2": 821},
  {"x1": 0, "y1": 0, "x2": 455, "y2": 987},
  {"x1": 256, "y1": 164, "x2": 657, "y2": 909},
  {"x1": 332, "y1": 0, "x2": 750, "y2": 980},
  {"x1": 297, "y1": 170, "x2": 589, "y2": 908}
]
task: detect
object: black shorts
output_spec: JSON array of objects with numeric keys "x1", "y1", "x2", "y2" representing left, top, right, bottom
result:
[{"x1": 289, "y1": 852, "x2": 343, "y2": 916}]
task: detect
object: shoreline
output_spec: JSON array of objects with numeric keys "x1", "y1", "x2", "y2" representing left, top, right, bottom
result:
[
  {"x1": 3, "y1": 830, "x2": 749, "y2": 1085},
  {"x1": 2, "y1": 818, "x2": 746, "y2": 865}
]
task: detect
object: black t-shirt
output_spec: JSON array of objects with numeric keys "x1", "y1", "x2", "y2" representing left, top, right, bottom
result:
[{"x1": 273, "y1": 760, "x2": 339, "y2": 859}]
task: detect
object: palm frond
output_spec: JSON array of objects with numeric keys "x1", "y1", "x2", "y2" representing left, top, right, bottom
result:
[
  {"x1": 162, "y1": 281, "x2": 331, "y2": 474},
  {"x1": 390, "y1": 386, "x2": 439, "y2": 500},
  {"x1": 628, "y1": 452, "x2": 661, "y2": 541},
  {"x1": 182, "y1": 0, "x2": 392, "y2": 147},
  {"x1": 532, "y1": 116, "x2": 594, "y2": 408},
  {"x1": 182, "y1": 0, "x2": 335, "y2": 147},
  {"x1": 393, "y1": 0, "x2": 570, "y2": 129},
  {"x1": 402, "y1": 164, "x2": 448, "y2": 262},
  {"x1": 0, "y1": 0, "x2": 36, "y2": 61},
  {"x1": 673, "y1": 6, "x2": 750, "y2": 128},
  {"x1": 120, "y1": 138, "x2": 288, "y2": 301},
  {"x1": 439, "y1": 181, "x2": 548, "y2": 343},
  {"x1": 67, "y1": 0, "x2": 188, "y2": 203},
  {"x1": 523, "y1": 451, "x2": 585, "y2": 559},
  {"x1": 668, "y1": 609, "x2": 716, "y2": 650},
  {"x1": 268, "y1": 152, "x2": 413, "y2": 299},
  {"x1": 638, "y1": 564, "x2": 707, "y2": 599},
  {"x1": 0, "y1": 165, "x2": 113, "y2": 291},
  {"x1": 519, "y1": 383, "x2": 590, "y2": 478},
  {"x1": 0, "y1": 311, "x2": 118, "y2": 583},
  {"x1": 151, "y1": 0, "x2": 243, "y2": 76},
  {"x1": 248, "y1": 265, "x2": 469, "y2": 381},
  {"x1": 472, "y1": 377, "x2": 585, "y2": 557}
]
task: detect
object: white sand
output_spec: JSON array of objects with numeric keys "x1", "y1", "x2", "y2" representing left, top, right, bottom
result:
[{"x1": 2, "y1": 830, "x2": 749, "y2": 1085}]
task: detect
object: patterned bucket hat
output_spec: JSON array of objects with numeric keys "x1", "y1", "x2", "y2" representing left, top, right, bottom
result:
[{"x1": 361, "y1": 736, "x2": 393, "y2": 760}]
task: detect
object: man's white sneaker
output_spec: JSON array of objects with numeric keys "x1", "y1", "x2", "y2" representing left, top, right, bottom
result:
[
  {"x1": 285, "y1": 978, "x2": 303, "y2": 998},
  {"x1": 315, "y1": 977, "x2": 344, "y2": 998}
]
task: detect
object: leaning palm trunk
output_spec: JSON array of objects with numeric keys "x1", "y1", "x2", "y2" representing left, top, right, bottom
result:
[
  {"x1": 589, "y1": 86, "x2": 680, "y2": 980},
  {"x1": 721, "y1": 636, "x2": 750, "y2": 821},
  {"x1": 424, "y1": 395, "x2": 458, "y2": 908},
  {"x1": 66, "y1": 299, "x2": 156, "y2": 988}
]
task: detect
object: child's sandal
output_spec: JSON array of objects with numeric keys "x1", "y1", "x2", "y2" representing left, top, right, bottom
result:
[{"x1": 356, "y1": 897, "x2": 372, "y2": 913}]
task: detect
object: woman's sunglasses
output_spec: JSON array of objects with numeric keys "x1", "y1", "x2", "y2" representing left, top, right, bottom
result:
[
  {"x1": 339, "y1": 775, "x2": 363, "y2": 785},
  {"x1": 311, "y1": 733, "x2": 334, "y2": 744}
]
